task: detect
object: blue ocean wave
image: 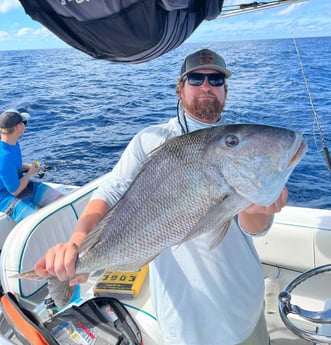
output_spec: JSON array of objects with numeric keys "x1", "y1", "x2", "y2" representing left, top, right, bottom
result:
[{"x1": 1, "y1": 37, "x2": 330, "y2": 209}]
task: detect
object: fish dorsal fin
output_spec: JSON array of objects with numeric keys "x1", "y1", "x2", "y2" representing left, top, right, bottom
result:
[
  {"x1": 78, "y1": 203, "x2": 122, "y2": 256},
  {"x1": 78, "y1": 221, "x2": 106, "y2": 256}
]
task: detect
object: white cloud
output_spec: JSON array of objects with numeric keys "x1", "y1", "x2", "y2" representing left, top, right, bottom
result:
[
  {"x1": 33, "y1": 27, "x2": 51, "y2": 37},
  {"x1": 275, "y1": 3, "x2": 302, "y2": 16},
  {"x1": 16, "y1": 27, "x2": 33, "y2": 37},
  {"x1": 16, "y1": 26, "x2": 51, "y2": 38},
  {"x1": 188, "y1": 0, "x2": 331, "y2": 43},
  {"x1": 0, "y1": 29, "x2": 9, "y2": 41},
  {"x1": 12, "y1": 26, "x2": 56, "y2": 45},
  {"x1": 224, "y1": 0, "x2": 252, "y2": 5},
  {"x1": 0, "y1": 0, "x2": 20, "y2": 13}
]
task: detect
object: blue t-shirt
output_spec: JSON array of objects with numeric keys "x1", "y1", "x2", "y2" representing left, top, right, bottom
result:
[
  {"x1": 0, "y1": 141, "x2": 22, "y2": 210},
  {"x1": 0, "y1": 140, "x2": 63, "y2": 222}
]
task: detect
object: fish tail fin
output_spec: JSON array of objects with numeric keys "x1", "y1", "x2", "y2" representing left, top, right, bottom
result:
[
  {"x1": 10, "y1": 270, "x2": 75, "y2": 308},
  {"x1": 10, "y1": 270, "x2": 45, "y2": 280},
  {"x1": 47, "y1": 276, "x2": 76, "y2": 309}
]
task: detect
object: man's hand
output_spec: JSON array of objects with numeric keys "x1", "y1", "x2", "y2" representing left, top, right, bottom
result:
[
  {"x1": 238, "y1": 188, "x2": 288, "y2": 234},
  {"x1": 26, "y1": 163, "x2": 39, "y2": 177},
  {"x1": 34, "y1": 242, "x2": 89, "y2": 286},
  {"x1": 34, "y1": 199, "x2": 110, "y2": 286},
  {"x1": 245, "y1": 187, "x2": 288, "y2": 215}
]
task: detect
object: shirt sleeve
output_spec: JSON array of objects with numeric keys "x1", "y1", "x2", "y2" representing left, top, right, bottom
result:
[
  {"x1": 91, "y1": 125, "x2": 172, "y2": 206},
  {"x1": 0, "y1": 151, "x2": 20, "y2": 194},
  {"x1": 234, "y1": 214, "x2": 274, "y2": 237}
]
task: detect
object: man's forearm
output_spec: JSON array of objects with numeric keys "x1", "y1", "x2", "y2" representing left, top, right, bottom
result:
[{"x1": 69, "y1": 199, "x2": 111, "y2": 246}]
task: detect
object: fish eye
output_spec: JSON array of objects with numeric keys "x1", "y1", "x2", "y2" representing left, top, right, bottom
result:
[{"x1": 225, "y1": 134, "x2": 239, "y2": 147}]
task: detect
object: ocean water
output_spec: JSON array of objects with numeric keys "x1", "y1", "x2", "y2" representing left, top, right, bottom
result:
[{"x1": 0, "y1": 37, "x2": 330, "y2": 209}]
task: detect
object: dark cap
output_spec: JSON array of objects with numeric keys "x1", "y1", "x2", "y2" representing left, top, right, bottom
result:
[
  {"x1": 180, "y1": 49, "x2": 232, "y2": 78},
  {"x1": 0, "y1": 109, "x2": 31, "y2": 129}
]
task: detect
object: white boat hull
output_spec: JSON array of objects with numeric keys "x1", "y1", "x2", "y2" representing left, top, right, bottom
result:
[{"x1": 0, "y1": 175, "x2": 330, "y2": 344}]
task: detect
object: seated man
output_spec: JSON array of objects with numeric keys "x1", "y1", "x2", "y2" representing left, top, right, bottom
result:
[{"x1": 0, "y1": 109, "x2": 63, "y2": 222}]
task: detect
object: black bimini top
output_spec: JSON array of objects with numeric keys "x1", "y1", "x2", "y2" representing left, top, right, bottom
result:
[{"x1": 18, "y1": 0, "x2": 224, "y2": 63}]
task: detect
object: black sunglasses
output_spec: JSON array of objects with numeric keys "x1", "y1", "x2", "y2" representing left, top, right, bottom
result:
[
  {"x1": 184, "y1": 72, "x2": 225, "y2": 87},
  {"x1": 22, "y1": 121, "x2": 27, "y2": 126}
]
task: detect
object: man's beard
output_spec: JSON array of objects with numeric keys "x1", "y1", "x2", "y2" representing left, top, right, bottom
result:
[{"x1": 182, "y1": 94, "x2": 225, "y2": 122}]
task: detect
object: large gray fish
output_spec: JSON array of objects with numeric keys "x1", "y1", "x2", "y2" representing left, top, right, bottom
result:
[{"x1": 15, "y1": 124, "x2": 307, "y2": 307}]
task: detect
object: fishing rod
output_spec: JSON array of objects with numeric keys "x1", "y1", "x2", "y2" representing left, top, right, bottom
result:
[
  {"x1": 19, "y1": 161, "x2": 53, "y2": 179},
  {"x1": 292, "y1": 37, "x2": 331, "y2": 174}
]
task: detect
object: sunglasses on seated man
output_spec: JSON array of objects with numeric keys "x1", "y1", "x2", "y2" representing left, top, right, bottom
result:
[{"x1": 184, "y1": 72, "x2": 225, "y2": 87}]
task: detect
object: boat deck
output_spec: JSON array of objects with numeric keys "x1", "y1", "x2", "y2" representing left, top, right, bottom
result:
[
  {"x1": 0, "y1": 185, "x2": 330, "y2": 344},
  {"x1": 1, "y1": 264, "x2": 329, "y2": 345}
]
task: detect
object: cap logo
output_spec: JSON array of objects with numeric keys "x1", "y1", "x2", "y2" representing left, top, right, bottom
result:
[{"x1": 199, "y1": 51, "x2": 214, "y2": 65}]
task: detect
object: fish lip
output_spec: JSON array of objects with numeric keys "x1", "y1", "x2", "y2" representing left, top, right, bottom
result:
[{"x1": 288, "y1": 137, "x2": 307, "y2": 168}]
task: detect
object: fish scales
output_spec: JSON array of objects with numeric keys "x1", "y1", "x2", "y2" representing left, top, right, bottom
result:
[
  {"x1": 77, "y1": 134, "x2": 230, "y2": 271},
  {"x1": 14, "y1": 124, "x2": 307, "y2": 307}
]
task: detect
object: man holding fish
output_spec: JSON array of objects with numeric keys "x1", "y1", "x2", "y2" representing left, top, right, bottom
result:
[{"x1": 35, "y1": 49, "x2": 288, "y2": 345}]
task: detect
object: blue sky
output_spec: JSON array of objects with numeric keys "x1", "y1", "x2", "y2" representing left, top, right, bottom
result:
[{"x1": 0, "y1": 0, "x2": 330, "y2": 51}]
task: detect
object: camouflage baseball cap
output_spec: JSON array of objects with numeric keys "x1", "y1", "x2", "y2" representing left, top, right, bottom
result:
[{"x1": 180, "y1": 49, "x2": 232, "y2": 78}]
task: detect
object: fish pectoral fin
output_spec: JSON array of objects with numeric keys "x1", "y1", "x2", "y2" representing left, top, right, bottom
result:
[
  {"x1": 209, "y1": 220, "x2": 231, "y2": 250},
  {"x1": 175, "y1": 231, "x2": 201, "y2": 249},
  {"x1": 174, "y1": 195, "x2": 232, "y2": 250},
  {"x1": 48, "y1": 276, "x2": 75, "y2": 309},
  {"x1": 174, "y1": 219, "x2": 230, "y2": 252}
]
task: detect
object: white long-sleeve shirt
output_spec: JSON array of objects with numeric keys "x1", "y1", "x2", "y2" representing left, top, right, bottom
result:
[{"x1": 91, "y1": 114, "x2": 265, "y2": 345}]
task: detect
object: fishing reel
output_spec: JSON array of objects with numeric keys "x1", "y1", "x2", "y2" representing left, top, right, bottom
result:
[
  {"x1": 33, "y1": 161, "x2": 51, "y2": 179},
  {"x1": 279, "y1": 264, "x2": 331, "y2": 344}
]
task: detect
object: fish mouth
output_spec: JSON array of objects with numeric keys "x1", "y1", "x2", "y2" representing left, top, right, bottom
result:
[{"x1": 288, "y1": 140, "x2": 307, "y2": 167}]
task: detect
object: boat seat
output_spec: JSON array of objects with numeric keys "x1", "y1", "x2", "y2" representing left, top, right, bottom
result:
[
  {"x1": 0, "y1": 183, "x2": 78, "y2": 252},
  {"x1": 255, "y1": 206, "x2": 331, "y2": 336},
  {"x1": 0, "y1": 176, "x2": 106, "y2": 299},
  {"x1": 254, "y1": 205, "x2": 331, "y2": 272},
  {"x1": 0, "y1": 213, "x2": 16, "y2": 252}
]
